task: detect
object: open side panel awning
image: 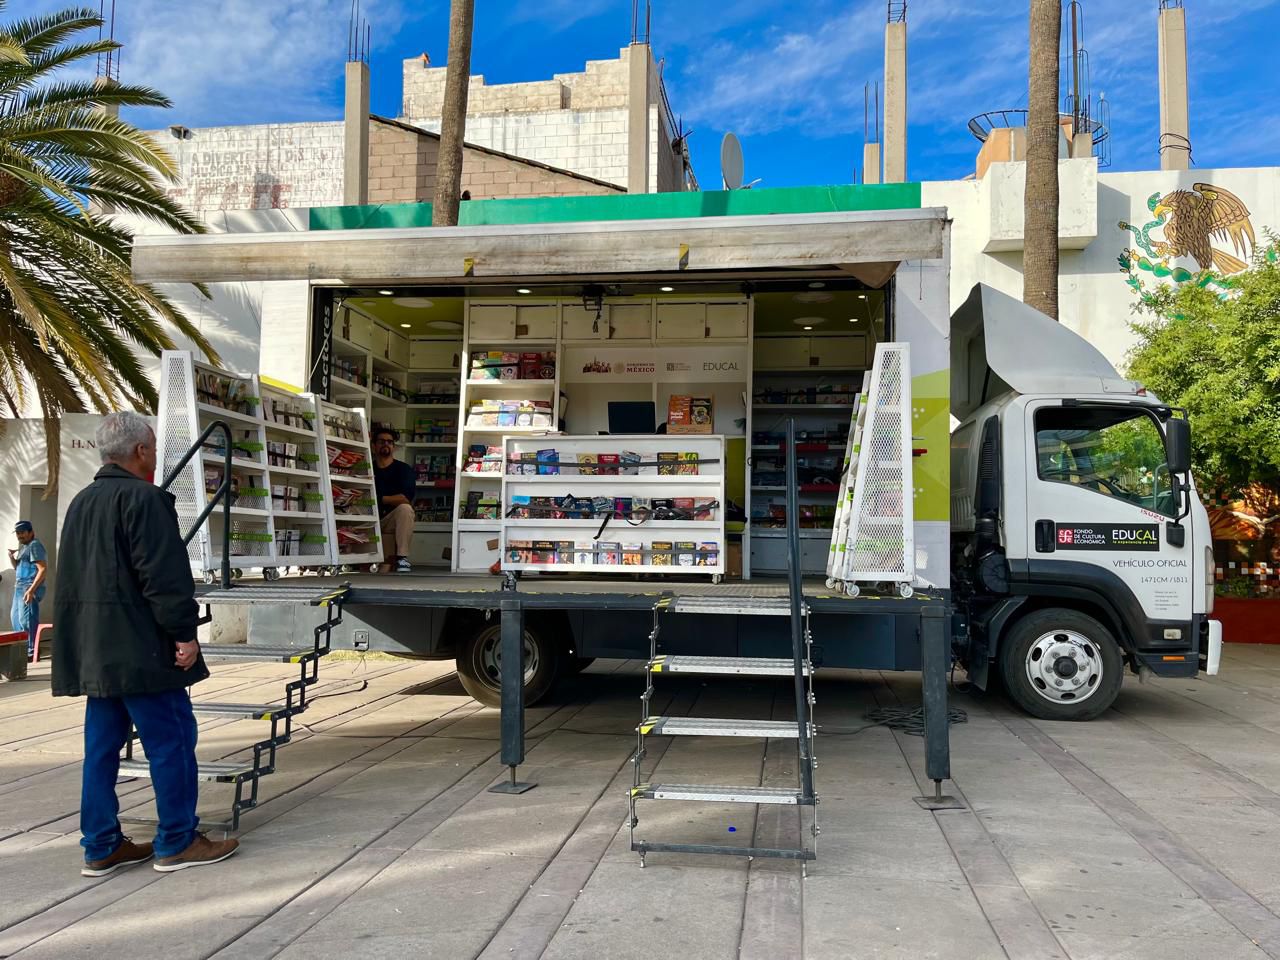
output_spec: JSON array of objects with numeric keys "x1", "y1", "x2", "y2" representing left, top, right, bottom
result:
[{"x1": 132, "y1": 208, "x2": 947, "y2": 285}]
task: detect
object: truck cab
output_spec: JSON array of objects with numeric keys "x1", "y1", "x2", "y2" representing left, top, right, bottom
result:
[{"x1": 950, "y1": 285, "x2": 1222, "y2": 720}]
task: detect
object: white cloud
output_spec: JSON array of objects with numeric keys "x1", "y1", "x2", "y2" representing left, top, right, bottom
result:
[
  {"x1": 505, "y1": 0, "x2": 617, "y2": 32},
  {"x1": 20, "y1": 0, "x2": 432, "y2": 127}
]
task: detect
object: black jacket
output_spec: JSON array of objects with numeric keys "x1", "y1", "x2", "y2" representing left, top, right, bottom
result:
[{"x1": 52, "y1": 464, "x2": 207, "y2": 697}]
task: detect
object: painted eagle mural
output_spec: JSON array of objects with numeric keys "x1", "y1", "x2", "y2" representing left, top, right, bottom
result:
[{"x1": 1151, "y1": 182, "x2": 1257, "y2": 275}]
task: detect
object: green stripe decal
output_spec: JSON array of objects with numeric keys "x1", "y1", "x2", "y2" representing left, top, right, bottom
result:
[{"x1": 308, "y1": 183, "x2": 923, "y2": 232}]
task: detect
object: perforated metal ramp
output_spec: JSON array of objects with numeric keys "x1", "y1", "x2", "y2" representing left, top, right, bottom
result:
[
  {"x1": 202, "y1": 646, "x2": 318, "y2": 663},
  {"x1": 191, "y1": 702, "x2": 288, "y2": 719},
  {"x1": 639, "y1": 716, "x2": 811, "y2": 738},
  {"x1": 632, "y1": 783, "x2": 805, "y2": 804},
  {"x1": 120, "y1": 758, "x2": 255, "y2": 783},
  {"x1": 656, "y1": 596, "x2": 802, "y2": 617}
]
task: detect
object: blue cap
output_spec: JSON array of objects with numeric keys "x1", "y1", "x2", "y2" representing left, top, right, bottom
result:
[{"x1": 14, "y1": 521, "x2": 32, "y2": 533}]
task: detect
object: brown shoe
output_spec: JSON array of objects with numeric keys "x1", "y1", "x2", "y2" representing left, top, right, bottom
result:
[
  {"x1": 82, "y1": 837, "x2": 154, "y2": 877},
  {"x1": 153, "y1": 832, "x2": 240, "y2": 872}
]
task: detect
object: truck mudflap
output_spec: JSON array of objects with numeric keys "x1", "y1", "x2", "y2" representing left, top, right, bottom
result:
[{"x1": 1203, "y1": 619, "x2": 1223, "y2": 676}]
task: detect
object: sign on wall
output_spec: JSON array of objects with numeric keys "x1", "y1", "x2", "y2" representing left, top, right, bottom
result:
[{"x1": 562, "y1": 345, "x2": 749, "y2": 384}]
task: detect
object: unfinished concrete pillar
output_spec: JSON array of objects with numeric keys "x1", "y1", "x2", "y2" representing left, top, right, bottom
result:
[
  {"x1": 1157, "y1": 2, "x2": 1191, "y2": 171},
  {"x1": 883, "y1": 20, "x2": 907, "y2": 183},
  {"x1": 863, "y1": 142, "x2": 882, "y2": 185},
  {"x1": 344, "y1": 60, "x2": 371, "y2": 205},
  {"x1": 627, "y1": 43, "x2": 651, "y2": 195}
]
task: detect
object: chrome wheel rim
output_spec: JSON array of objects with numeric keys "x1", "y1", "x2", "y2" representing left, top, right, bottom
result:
[
  {"x1": 1025, "y1": 629, "x2": 1102, "y2": 704},
  {"x1": 478, "y1": 629, "x2": 539, "y2": 688}
]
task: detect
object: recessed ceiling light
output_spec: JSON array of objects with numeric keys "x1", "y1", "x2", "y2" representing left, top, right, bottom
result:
[
  {"x1": 426, "y1": 320, "x2": 462, "y2": 330},
  {"x1": 660, "y1": 286, "x2": 674, "y2": 292},
  {"x1": 848, "y1": 318, "x2": 858, "y2": 323},
  {"x1": 794, "y1": 291, "x2": 833, "y2": 304},
  {"x1": 517, "y1": 288, "x2": 532, "y2": 295},
  {"x1": 400, "y1": 323, "x2": 412, "y2": 328},
  {"x1": 803, "y1": 325, "x2": 813, "y2": 331},
  {"x1": 378, "y1": 289, "x2": 393, "y2": 296},
  {"x1": 392, "y1": 297, "x2": 434, "y2": 308},
  {"x1": 857, "y1": 294, "x2": 868, "y2": 300},
  {"x1": 808, "y1": 282, "x2": 825, "y2": 289},
  {"x1": 793, "y1": 316, "x2": 827, "y2": 327}
]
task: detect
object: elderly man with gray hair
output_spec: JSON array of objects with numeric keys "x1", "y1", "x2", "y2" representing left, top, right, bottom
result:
[{"x1": 54, "y1": 411, "x2": 239, "y2": 876}]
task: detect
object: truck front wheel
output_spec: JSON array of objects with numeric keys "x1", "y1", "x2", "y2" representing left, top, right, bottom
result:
[
  {"x1": 455, "y1": 621, "x2": 562, "y2": 708},
  {"x1": 999, "y1": 609, "x2": 1123, "y2": 721}
]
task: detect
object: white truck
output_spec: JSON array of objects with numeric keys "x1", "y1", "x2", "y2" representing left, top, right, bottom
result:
[{"x1": 949, "y1": 284, "x2": 1222, "y2": 720}]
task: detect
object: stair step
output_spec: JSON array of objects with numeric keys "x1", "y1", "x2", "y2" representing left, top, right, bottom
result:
[
  {"x1": 632, "y1": 783, "x2": 807, "y2": 805},
  {"x1": 195, "y1": 584, "x2": 350, "y2": 607},
  {"x1": 119, "y1": 758, "x2": 256, "y2": 783},
  {"x1": 638, "y1": 717, "x2": 811, "y2": 739},
  {"x1": 658, "y1": 596, "x2": 805, "y2": 617},
  {"x1": 650, "y1": 655, "x2": 810, "y2": 677},
  {"x1": 192, "y1": 702, "x2": 289, "y2": 720},
  {"x1": 202, "y1": 645, "x2": 325, "y2": 663},
  {"x1": 632, "y1": 841, "x2": 814, "y2": 861}
]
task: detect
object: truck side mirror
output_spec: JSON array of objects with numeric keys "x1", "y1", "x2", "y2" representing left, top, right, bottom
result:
[{"x1": 1166, "y1": 418, "x2": 1192, "y2": 474}]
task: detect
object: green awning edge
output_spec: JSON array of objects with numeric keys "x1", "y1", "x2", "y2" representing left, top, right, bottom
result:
[{"x1": 308, "y1": 183, "x2": 923, "y2": 232}]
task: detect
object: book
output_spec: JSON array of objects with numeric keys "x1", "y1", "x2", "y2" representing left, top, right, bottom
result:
[
  {"x1": 676, "y1": 541, "x2": 697, "y2": 566},
  {"x1": 597, "y1": 453, "x2": 620, "y2": 476},
  {"x1": 509, "y1": 495, "x2": 531, "y2": 519},
  {"x1": 576, "y1": 453, "x2": 598, "y2": 476},
  {"x1": 651, "y1": 541, "x2": 673, "y2": 565},
  {"x1": 532, "y1": 540, "x2": 557, "y2": 564},
  {"x1": 519, "y1": 353, "x2": 541, "y2": 380},
  {"x1": 507, "y1": 539, "x2": 533, "y2": 563},
  {"x1": 657, "y1": 452, "x2": 679, "y2": 476},
  {"x1": 620, "y1": 450, "x2": 642, "y2": 475},
  {"x1": 697, "y1": 542, "x2": 720, "y2": 566},
  {"x1": 574, "y1": 540, "x2": 596, "y2": 565},
  {"x1": 673, "y1": 498, "x2": 694, "y2": 517},
  {"x1": 622, "y1": 542, "x2": 644, "y2": 565},
  {"x1": 677, "y1": 451, "x2": 700, "y2": 475},
  {"x1": 597, "y1": 542, "x2": 620, "y2": 565},
  {"x1": 591, "y1": 495, "x2": 613, "y2": 517},
  {"x1": 694, "y1": 498, "x2": 715, "y2": 521},
  {"x1": 537, "y1": 449, "x2": 560, "y2": 476},
  {"x1": 556, "y1": 540, "x2": 574, "y2": 564},
  {"x1": 520, "y1": 452, "x2": 538, "y2": 475},
  {"x1": 613, "y1": 497, "x2": 633, "y2": 519}
]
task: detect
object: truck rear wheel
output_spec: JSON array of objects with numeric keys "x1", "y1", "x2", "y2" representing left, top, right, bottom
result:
[
  {"x1": 456, "y1": 621, "x2": 562, "y2": 708},
  {"x1": 999, "y1": 608, "x2": 1123, "y2": 721}
]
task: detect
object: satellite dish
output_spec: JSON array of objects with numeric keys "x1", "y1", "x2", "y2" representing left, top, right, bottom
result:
[{"x1": 721, "y1": 132, "x2": 744, "y2": 190}]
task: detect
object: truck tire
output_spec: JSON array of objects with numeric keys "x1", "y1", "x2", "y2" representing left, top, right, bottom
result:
[
  {"x1": 455, "y1": 621, "x2": 562, "y2": 708},
  {"x1": 998, "y1": 608, "x2": 1123, "y2": 721}
]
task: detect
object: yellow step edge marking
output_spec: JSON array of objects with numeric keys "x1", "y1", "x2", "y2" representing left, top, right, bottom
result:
[
  {"x1": 630, "y1": 785, "x2": 650, "y2": 798},
  {"x1": 639, "y1": 720, "x2": 658, "y2": 735},
  {"x1": 288, "y1": 655, "x2": 304, "y2": 663}
]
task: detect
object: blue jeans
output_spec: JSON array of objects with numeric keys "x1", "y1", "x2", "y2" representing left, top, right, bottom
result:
[
  {"x1": 10, "y1": 585, "x2": 40, "y2": 657},
  {"x1": 81, "y1": 689, "x2": 200, "y2": 862}
]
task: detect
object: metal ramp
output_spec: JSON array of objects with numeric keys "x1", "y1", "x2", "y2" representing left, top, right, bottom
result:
[
  {"x1": 629, "y1": 420, "x2": 819, "y2": 867},
  {"x1": 121, "y1": 583, "x2": 348, "y2": 832}
]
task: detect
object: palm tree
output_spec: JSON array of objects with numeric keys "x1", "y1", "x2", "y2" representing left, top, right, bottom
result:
[
  {"x1": 1023, "y1": 0, "x2": 1061, "y2": 319},
  {"x1": 0, "y1": 3, "x2": 216, "y2": 488},
  {"x1": 432, "y1": 0, "x2": 475, "y2": 227}
]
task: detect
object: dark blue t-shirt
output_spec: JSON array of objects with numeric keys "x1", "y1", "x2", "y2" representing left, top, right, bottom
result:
[{"x1": 373, "y1": 459, "x2": 416, "y2": 517}]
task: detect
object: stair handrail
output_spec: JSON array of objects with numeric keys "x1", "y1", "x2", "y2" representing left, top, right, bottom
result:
[
  {"x1": 784, "y1": 418, "x2": 816, "y2": 802},
  {"x1": 160, "y1": 419, "x2": 234, "y2": 590}
]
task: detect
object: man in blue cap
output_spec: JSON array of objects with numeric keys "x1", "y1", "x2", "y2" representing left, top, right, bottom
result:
[{"x1": 9, "y1": 520, "x2": 47, "y2": 659}]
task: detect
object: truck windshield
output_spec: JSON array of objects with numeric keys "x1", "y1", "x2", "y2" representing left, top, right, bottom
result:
[{"x1": 1035, "y1": 406, "x2": 1177, "y2": 517}]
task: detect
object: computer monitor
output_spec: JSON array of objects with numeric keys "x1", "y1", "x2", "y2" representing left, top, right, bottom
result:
[{"x1": 607, "y1": 401, "x2": 658, "y2": 435}]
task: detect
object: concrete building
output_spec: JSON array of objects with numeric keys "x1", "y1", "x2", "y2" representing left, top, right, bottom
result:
[{"x1": 152, "y1": 46, "x2": 690, "y2": 218}]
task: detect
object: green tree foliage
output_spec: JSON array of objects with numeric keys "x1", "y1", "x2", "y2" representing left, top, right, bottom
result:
[
  {"x1": 1126, "y1": 241, "x2": 1280, "y2": 500},
  {"x1": 0, "y1": 3, "x2": 217, "y2": 488}
]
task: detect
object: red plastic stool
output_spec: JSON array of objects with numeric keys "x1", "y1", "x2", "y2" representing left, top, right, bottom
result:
[{"x1": 31, "y1": 623, "x2": 53, "y2": 663}]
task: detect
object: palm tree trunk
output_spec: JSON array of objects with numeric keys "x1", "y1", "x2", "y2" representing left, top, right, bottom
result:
[
  {"x1": 432, "y1": 0, "x2": 475, "y2": 227},
  {"x1": 1023, "y1": 0, "x2": 1061, "y2": 320}
]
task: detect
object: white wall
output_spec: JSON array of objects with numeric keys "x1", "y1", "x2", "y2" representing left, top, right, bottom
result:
[{"x1": 925, "y1": 164, "x2": 1280, "y2": 369}]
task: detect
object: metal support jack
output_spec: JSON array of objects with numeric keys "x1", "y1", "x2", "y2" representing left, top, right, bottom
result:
[
  {"x1": 489, "y1": 592, "x2": 536, "y2": 795},
  {"x1": 628, "y1": 419, "x2": 818, "y2": 867},
  {"x1": 914, "y1": 605, "x2": 963, "y2": 811}
]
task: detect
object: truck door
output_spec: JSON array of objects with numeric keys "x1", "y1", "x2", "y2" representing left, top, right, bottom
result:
[{"x1": 1025, "y1": 401, "x2": 1192, "y2": 623}]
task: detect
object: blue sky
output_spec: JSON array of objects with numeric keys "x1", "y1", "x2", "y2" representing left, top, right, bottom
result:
[{"x1": 23, "y1": 0, "x2": 1280, "y2": 186}]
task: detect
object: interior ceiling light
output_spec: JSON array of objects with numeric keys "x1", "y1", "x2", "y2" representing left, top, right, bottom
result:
[
  {"x1": 792, "y1": 316, "x2": 827, "y2": 327},
  {"x1": 803, "y1": 325, "x2": 813, "y2": 330},
  {"x1": 426, "y1": 320, "x2": 462, "y2": 330},
  {"x1": 378, "y1": 289, "x2": 394, "y2": 296},
  {"x1": 517, "y1": 288, "x2": 533, "y2": 294},
  {"x1": 392, "y1": 297, "x2": 434, "y2": 308},
  {"x1": 857, "y1": 294, "x2": 868, "y2": 300},
  {"x1": 793, "y1": 291, "x2": 833, "y2": 304},
  {"x1": 848, "y1": 317, "x2": 858, "y2": 323},
  {"x1": 660, "y1": 286, "x2": 674, "y2": 292},
  {"x1": 400, "y1": 323, "x2": 412, "y2": 328},
  {"x1": 808, "y1": 281, "x2": 826, "y2": 289}
]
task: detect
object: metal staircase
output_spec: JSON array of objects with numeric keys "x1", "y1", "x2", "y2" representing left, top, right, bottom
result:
[
  {"x1": 120, "y1": 584, "x2": 348, "y2": 831},
  {"x1": 628, "y1": 420, "x2": 819, "y2": 867}
]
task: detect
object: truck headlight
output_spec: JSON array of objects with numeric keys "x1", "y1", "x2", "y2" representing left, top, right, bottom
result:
[{"x1": 1205, "y1": 545, "x2": 1215, "y2": 615}]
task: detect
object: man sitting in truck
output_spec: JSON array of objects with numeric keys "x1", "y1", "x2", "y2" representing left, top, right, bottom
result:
[{"x1": 373, "y1": 427, "x2": 415, "y2": 573}]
